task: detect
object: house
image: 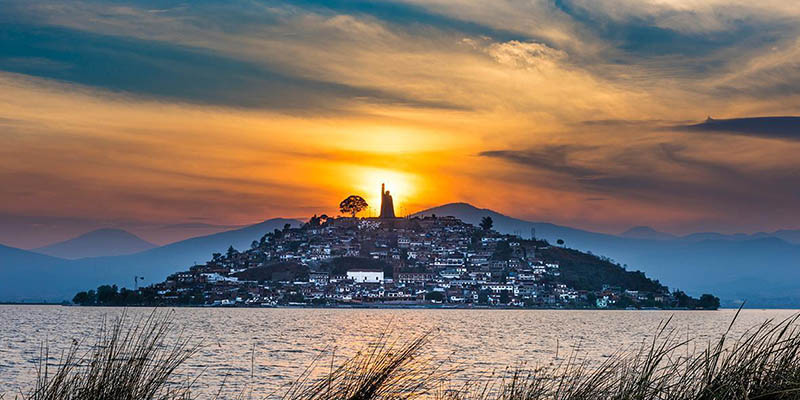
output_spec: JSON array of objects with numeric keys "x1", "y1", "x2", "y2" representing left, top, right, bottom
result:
[
  {"x1": 396, "y1": 272, "x2": 436, "y2": 283},
  {"x1": 347, "y1": 269, "x2": 384, "y2": 283},
  {"x1": 309, "y1": 272, "x2": 329, "y2": 285}
]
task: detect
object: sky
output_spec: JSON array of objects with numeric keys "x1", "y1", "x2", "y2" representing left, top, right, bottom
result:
[{"x1": 1, "y1": 0, "x2": 800, "y2": 248}]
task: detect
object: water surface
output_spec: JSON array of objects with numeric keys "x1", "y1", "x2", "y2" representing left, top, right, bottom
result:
[{"x1": 1, "y1": 306, "x2": 796, "y2": 397}]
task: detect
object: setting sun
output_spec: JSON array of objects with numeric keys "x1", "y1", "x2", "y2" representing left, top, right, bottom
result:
[{"x1": 349, "y1": 167, "x2": 420, "y2": 217}]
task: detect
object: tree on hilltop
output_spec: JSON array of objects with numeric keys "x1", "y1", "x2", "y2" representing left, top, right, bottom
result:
[
  {"x1": 480, "y1": 216, "x2": 494, "y2": 231},
  {"x1": 339, "y1": 195, "x2": 369, "y2": 218},
  {"x1": 227, "y1": 245, "x2": 238, "y2": 259},
  {"x1": 307, "y1": 214, "x2": 330, "y2": 227}
]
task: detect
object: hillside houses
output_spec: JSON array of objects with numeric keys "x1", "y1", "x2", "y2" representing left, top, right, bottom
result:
[{"x1": 127, "y1": 214, "x2": 690, "y2": 309}]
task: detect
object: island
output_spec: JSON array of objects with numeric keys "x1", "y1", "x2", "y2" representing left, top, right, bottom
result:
[{"x1": 73, "y1": 186, "x2": 719, "y2": 309}]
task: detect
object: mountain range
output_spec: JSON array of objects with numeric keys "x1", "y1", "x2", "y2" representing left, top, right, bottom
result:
[
  {"x1": 0, "y1": 218, "x2": 300, "y2": 302},
  {"x1": 3, "y1": 204, "x2": 800, "y2": 307},
  {"x1": 33, "y1": 229, "x2": 156, "y2": 259},
  {"x1": 619, "y1": 225, "x2": 800, "y2": 245}
]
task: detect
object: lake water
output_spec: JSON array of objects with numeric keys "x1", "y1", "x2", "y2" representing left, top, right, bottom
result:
[{"x1": 1, "y1": 306, "x2": 797, "y2": 398}]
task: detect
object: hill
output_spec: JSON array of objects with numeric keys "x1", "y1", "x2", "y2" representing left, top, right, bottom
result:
[
  {"x1": 0, "y1": 244, "x2": 77, "y2": 302},
  {"x1": 414, "y1": 203, "x2": 800, "y2": 307},
  {"x1": 620, "y1": 226, "x2": 676, "y2": 241},
  {"x1": 680, "y1": 230, "x2": 800, "y2": 245},
  {"x1": 6, "y1": 203, "x2": 800, "y2": 307},
  {"x1": 535, "y1": 244, "x2": 665, "y2": 293},
  {"x1": 0, "y1": 218, "x2": 301, "y2": 302},
  {"x1": 413, "y1": 203, "x2": 625, "y2": 249},
  {"x1": 32, "y1": 228, "x2": 156, "y2": 259}
]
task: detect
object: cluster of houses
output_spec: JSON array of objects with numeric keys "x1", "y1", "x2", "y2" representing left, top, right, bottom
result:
[{"x1": 143, "y1": 214, "x2": 677, "y2": 309}]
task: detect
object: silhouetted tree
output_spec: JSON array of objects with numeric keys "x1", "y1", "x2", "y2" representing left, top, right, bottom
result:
[
  {"x1": 480, "y1": 216, "x2": 494, "y2": 231},
  {"x1": 339, "y1": 195, "x2": 369, "y2": 218},
  {"x1": 425, "y1": 291, "x2": 445, "y2": 302},
  {"x1": 227, "y1": 245, "x2": 238, "y2": 259},
  {"x1": 306, "y1": 214, "x2": 329, "y2": 227},
  {"x1": 251, "y1": 240, "x2": 259, "y2": 250},
  {"x1": 72, "y1": 290, "x2": 96, "y2": 306},
  {"x1": 698, "y1": 294, "x2": 721, "y2": 310},
  {"x1": 492, "y1": 241, "x2": 513, "y2": 261},
  {"x1": 478, "y1": 290, "x2": 490, "y2": 304},
  {"x1": 96, "y1": 285, "x2": 119, "y2": 305},
  {"x1": 556, "y1": 239, "x2": 565, "y2": 246},
  {"x1": 499, "y1": 290, "x2": 511, "y2": 304}
]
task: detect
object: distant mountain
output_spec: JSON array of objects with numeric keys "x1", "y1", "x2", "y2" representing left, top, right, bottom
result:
[
  {"x1": 680, "y1": 230, "x2": 800, "y2": 245},
  {"x1": 413, "y1": 203, "x2": 800, "y2": 308},
  {"x1": 620, "y1": 226, "x2": 676, "y2": 241},
  {"x1": 32, "y1": 229, "x2": 156, "y2": 259},
  {"x1": 413, "y1": 203, "x2": 620, "y2": 246},
  {"x1": 0, "y1": 244, "x2": 75, "y2": 302},
  {"x1": 136, "y1": 222, "x2": 247, "y2": 245},
  {"x1": 0, "y1": 218, "x2": 301, "y2": 302},
  {"x1": 770, "y1": 230, "x2": 800, "y2": 245}
]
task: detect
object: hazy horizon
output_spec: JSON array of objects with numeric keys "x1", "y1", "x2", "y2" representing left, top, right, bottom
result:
[{"x1": 5, "y1": 200, "x2": 800, "y2": 250}]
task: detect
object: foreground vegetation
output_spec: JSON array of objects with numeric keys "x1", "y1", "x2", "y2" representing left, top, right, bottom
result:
[{"x1": 8, "y1": 310, "x2": 800, "y2": 400}]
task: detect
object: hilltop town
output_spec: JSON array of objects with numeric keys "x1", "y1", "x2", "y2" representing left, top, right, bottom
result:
[{"x1": 73, "y1": 186, "x2": 719, "y2": 309}]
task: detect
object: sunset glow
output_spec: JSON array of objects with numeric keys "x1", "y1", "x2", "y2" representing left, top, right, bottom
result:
[
  {"x1": 1, "y1": 0, "x2": 800, "y2": 248},
  {"x1": 352, "y1": 167, "x2": 420, "y2": 217}
]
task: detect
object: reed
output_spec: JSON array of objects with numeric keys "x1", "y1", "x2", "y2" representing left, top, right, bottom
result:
[
  {"x1": 13, "y1": 310, "x2": 800, "y2": 400},
  {"x1": 441, "y1": 313, "x2": 800, "y2": 400},
  {"x1": 19, "y1": 311, "x2": 198, "y2": 400},
  {"x1": 281, "y1": 331, "x2": 444, "y2": 400}
]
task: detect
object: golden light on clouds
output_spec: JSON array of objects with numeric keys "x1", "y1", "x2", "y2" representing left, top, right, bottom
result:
[{"x1": 2, "y1": 0, "x2": 800, "y2": 247}]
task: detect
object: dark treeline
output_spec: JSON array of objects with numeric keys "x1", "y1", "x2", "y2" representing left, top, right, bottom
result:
[{"x1": 72, "y1": 285, "x2": 204, "y2": 306}]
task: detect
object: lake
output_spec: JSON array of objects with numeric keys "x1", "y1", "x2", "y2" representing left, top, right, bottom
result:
[{"x1": 1, "y1": 306, "x2": 797, "y2": 398}]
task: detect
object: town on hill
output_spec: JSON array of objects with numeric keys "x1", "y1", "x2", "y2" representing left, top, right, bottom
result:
[{"x1": 73, "y1": 186, "x2": 719, "y2": 309}]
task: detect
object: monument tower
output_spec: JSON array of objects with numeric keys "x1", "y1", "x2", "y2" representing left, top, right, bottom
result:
[{"x1": 379, "y1": 183, "x2": 396, "y2": 219}]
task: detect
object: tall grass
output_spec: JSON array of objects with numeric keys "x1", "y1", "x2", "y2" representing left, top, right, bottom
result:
[
  {"x1": 442, "y1": 313, "x2": 800, "y2": 400},
  {"x1": 282, "y1": 331, "x2": 445, "y2": 400},
  {"x1": 18, "y1": 311, "x2": 198, "y2": 400},
  {"x1": 12, "y1": 310, "x2": 800, "y2": 400}
]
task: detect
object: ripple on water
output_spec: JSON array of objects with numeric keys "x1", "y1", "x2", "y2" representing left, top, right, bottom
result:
[{"x1": 1, "y1": 306, "x2": 798, "y2": 398}]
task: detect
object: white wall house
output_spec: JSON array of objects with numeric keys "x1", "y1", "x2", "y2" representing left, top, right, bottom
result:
[{"x1": 347, "y1": 269, "x2": 384, "y2": 283}]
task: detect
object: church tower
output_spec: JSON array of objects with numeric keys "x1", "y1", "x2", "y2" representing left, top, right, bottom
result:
[{"x1": 379, "y1": 183, "x2": 396, "y2": 219}]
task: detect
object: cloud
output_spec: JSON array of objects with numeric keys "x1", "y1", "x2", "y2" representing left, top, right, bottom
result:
[
  {"x1": 678, "y1": 116, "x2": 800, "y2": 141},
  {"x1": 479, "y1": 145, "x2": 599, "y2": 179},
  {"x1": 280, "y1": 0, "x2": 529, "y2": 42},
  {"x1": 486, "y1": 41, "x2": 567, "y2": 70},
  {"x1": 2, "y1": 0, "x2": 800, "y2": 235},
  {"x1": 478, "y1": 139, "x2": 800, "y2": 224},
  {"x1": 0, "y1": 23, "x2": 465, "y2": 112}
]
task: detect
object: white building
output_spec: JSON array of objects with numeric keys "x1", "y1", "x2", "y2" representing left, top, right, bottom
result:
[{"x1": 347, "y1": 269, "x2": 384, "y2": 283}]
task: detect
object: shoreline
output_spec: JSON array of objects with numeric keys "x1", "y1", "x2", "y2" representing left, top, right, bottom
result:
[{"x1": 1, "y1": 302, "x2": 724, "y2": 310}]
